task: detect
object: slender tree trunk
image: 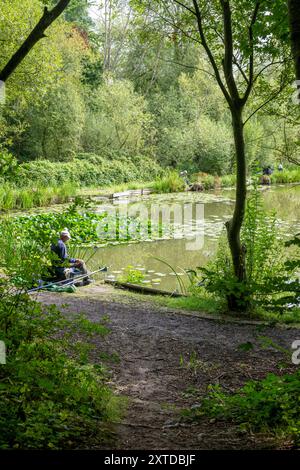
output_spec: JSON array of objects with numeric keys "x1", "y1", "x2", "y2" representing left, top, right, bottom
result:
[
  {"x1": 288, "y1": 0, "x2": 300, "y2": 81},
  {"x1": 226, "y1": 104, "x2": 248, "y2": 310}
]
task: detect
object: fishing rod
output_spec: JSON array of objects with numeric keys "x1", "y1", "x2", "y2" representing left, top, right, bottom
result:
[{"x1": 28, "y1": 266, "x2": 109, "y2": 293}]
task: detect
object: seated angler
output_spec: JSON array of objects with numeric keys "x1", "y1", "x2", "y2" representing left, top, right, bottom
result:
[{"x1": 51, "y1": 228, "x2": 91, "y2": 285}]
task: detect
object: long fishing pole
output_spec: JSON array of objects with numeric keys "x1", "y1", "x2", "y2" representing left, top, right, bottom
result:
[{"x1": 28, "y1": 266, "x2": 108, "y2": 293}]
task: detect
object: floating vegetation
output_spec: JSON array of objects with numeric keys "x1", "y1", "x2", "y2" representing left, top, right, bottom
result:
[{"x1": 117, "y1": 265, "x2": 146, "y2": 284}]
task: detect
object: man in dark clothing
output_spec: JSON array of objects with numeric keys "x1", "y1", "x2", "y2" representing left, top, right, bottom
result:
[{"x1": 51, "y1": 228, "x2": 90, "y2": 284}]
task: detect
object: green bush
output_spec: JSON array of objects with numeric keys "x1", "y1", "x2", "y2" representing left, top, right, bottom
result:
[
  {"x1": 0, "y1": 151, "x2": 18, "y2": 179},
  {"x1": 11, "y1": 154, "x2": 163, "y2": 188},
  {"x1": 4, "y1": 202, "x2": 155, "y2": 257},
  {"x1": 270, "y1": 168, "x2": 300, "y2": 184},
  {"x1": 0, "y1": 183, "x2": 74, "y2": 211},
  {"x1": 192, "y1": 370, "x2": 300, "y2": 444},
  {"x1": 152, "y1": 171, "x2": 185, "y2": 193}
]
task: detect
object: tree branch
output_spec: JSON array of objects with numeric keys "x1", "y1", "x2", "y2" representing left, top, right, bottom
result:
[
  {"x1": 244, "y1": 82, "x2": 288, "y2": 126},
  {"x1": 233, "y1": 55, "x2": 250, "y2": 85},
  {"x1": 146, "y1": 5, "x2": 202, "y2": 46},
  {"x1": 241, "y1": 1, "x2": 261, "y2": 105},
  {"x1": 0, "y1": 0, "x2": 72, "y2": 82}
]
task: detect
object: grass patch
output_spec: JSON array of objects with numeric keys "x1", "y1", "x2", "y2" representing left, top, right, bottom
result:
[
  {"x1": 1, "y1": 168, "x2": 299, "y2": 212},
  {"x1": 152, "y1": 293, "x2": 300, "y2": 325},
  {"x1": 154, "y1": 294, "x2": 223, "y2": 314},
  {"x1": 0, "y1": 183, "x2": 76, "y2": 211}
]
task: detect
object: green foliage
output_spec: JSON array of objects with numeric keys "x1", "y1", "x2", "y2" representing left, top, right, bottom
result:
[
  {"x1": 6, "y1": 206, "x2": 107, "y2": 248},
  {"x1": 0, "y1": 183, "x2": 74, "y2": 211},
  {"x1": 22, "y1": 80, "x2": 85, "y2": 161},
  {"x1": 0, "y1": 151, "x2": 18, "y2": 179},
  {"x1": 4, "y1": 201, "x2": 162, "y2": 257},
  {"x1": 82, "y1": 79, "x2": 155, "y2": 158},
  {"x1": 0, "y1": 295, "x2": 121, "y2": 449},
  {"x1": 151, "y1": 74, "x2": 233, "y2": 175},
  {"x1": 0, "y1": 0, "x2": 297, "y2": 182},
  {"x1": 270, "y1": 168, "x2": 300, "y2": 184},
  {"x1": 12, "y1": 154, "x2": 163, "y2": 188},
  {"x1": 152, "y1": 171, "x2": 185, "y2": 193},
  {"x1": 0, "y1": 0, "x2": 63, "y2": 102},
  {"x1": 191, "y1": 370, "x2": 300, "y2": 444},
  {"x1": 198, "y1": 187, "x2": 298, "y2": 312},
  {"x1": 0, "y1": 218, "x2": 50, "y2": 287}
]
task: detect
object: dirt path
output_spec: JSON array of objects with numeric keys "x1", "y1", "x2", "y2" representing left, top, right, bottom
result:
[{"x1": 37, "y1": 284, "x2": 299, "y2": 450}]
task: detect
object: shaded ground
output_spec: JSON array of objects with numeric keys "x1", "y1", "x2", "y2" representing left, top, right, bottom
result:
[{"x1": 37, "y1": 284, "x2": 299, "y2": 450}]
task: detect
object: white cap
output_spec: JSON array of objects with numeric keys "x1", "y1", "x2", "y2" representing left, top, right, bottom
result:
[{"x1": 60, "y1": 228, "x2": 71, "y2": 239}]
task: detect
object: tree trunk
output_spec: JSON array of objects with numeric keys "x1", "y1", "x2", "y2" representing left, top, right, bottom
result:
[
  {"x1": 0, "y1": 0, "x2": 71, "y2": 83},
  {"x1": 288, "y1": 0, "x2": 300, "y2": 81},
  {"x1": 226, "y1": 104, "x2": 248, "y2": 310}
]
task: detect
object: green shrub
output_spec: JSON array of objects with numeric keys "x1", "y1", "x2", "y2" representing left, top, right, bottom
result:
[
  {"x1": 3, "y1": 202, "x2": 155, "y2": 257},
  {"x1": 197, "y1": 187, "x2": 298, "y2": 312},
  {"x1": 0, "y1": 151, "x2": 18, "y2": 179},
  {"x1": 200, "y1": 174, "x2": 215, "y2": 190},
  {"x1": 0, "y1": 221, "x2": 122, "y2": 449},
  {"x1": 153, "y1": 171, "x2": 185, "y2": 193},
  {"x1": 0, "y1": 295, "x2": 121, "y2": 449}
]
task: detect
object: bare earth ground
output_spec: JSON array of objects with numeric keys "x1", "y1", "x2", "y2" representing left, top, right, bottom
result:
[{"x1": 37, "y1": 284, "x2": 300, "y2": 450}]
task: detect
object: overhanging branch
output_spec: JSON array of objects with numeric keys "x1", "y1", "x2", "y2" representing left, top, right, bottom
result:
[
  {"x1": 192, "y1": 0, "x2": 231, "y2": 105},
  {"x1": 220, "y1": 0, "x2": 240, "y2": 102}
]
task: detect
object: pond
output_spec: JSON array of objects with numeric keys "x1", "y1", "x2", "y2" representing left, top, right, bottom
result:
[{"x1": 86, "y1": 184, "x2": 300, "y2": 293}]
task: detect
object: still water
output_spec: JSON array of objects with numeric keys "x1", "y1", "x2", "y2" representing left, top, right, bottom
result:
[{"x1": 88, "y1": 185, "x2": 300, "y2": 292}]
